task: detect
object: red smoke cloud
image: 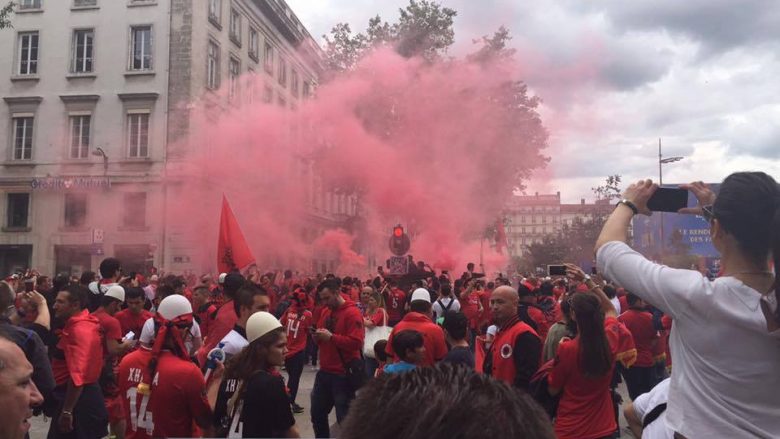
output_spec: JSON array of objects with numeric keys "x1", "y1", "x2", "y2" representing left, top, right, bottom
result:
[{"x1": 172, "y1": 48, "x2": 549, "y2": 276}]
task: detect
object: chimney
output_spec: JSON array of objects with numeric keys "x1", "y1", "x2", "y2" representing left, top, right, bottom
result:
[
  {"x1": 581, "y1": 198, "x2": 585, "y2": 205},
  {"x1": 556, "y1": 191, "x2": 560, "y2": 198}
]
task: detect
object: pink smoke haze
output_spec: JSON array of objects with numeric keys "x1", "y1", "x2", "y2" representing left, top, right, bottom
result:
[{"x1": 172, "y1": 48, "x2": 551, "y2": 276}]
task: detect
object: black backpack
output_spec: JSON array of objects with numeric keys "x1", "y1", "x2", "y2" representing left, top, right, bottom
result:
[
  {"x1": 435, "y1": 298, "x2": 455, "y2": 321},
  {"x1": 528, "y1": 359, "x2": 559, "y2": 419}
]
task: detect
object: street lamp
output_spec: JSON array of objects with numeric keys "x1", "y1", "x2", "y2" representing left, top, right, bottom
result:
[
  {"x1": 92, "y1": 147, "x2": 108, "y2": 175},
  {"x1": 657, "y1": 138, "x2": 684, "y2": 255}
]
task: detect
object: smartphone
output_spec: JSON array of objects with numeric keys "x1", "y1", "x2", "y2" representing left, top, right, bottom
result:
[
  {"x1": 648, "y1": 188, "x2": 688, "y2": 213},
  {"x1": 591, "y1": 266, "x2": 598, "y2": 275},
  {"x1": 24, "y1": 280, "x2": 35, "y2": 293},
  {"x1": 548, "y1": 265, "x2": 567, "y2": 276},
  {"x1": 309, "y1": 326, "x2": 317, "y2": 334}
]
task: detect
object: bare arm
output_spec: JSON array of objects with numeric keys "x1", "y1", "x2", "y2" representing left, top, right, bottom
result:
[
  {"x1": 624, "y1": 403, "x2": 644, "y2": 439},
  {"x1": 595, "y1": 179, "x2": 657, "y2": 252},
  {"x1": 565, "y1": 264, "x2": 616, "y2": 318},
  {"x1": 284, "y1": 425, "x2": 301, "y2": 438}
]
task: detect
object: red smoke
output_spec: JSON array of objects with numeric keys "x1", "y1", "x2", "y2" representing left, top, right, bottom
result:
[{"x1": 172, "y1": 48, "x2": 549, "y2": 276}]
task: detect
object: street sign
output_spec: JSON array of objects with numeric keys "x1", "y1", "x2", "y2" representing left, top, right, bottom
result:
[
  {"x1": 387, "y1": 256, "x2": 409, "y2": 275},
  {"x1": 92, "y1": 228, "x2": 104, "y2": 244}
]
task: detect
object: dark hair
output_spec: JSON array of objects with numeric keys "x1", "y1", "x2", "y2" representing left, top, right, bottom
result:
[
  {"x1": 233, "y1": 283, "x2": 268, "y2": 315},
  {"x1": 53, "y1": 273, "x2": 71, "y2": 293},
  {"x1": 155, "y1": 284, "x2": 176, "y2": 301},
  {"x1": 99, "y1": 258, "x2": 121, "y2": 279},
  {"x1": 440, "y1": 283, "x2": 452, "y2": 297},
  {"x1": 602, "y1": 285, "x2": 617, "y2": 300},
  {"x1": 441, "y1": 311, "x2": 467, "y2": 340},
  {"x1": 713, "y1": 172, "x2": 780, "y2": 324},
  {"x1": 517, "y1": 283, "x2": 534, "y2": 298},
  {"x1": 192, "y1": 285, "x2": 210, "y2": 297},
  {"x1": 571, "y1": 294, "x2": 612, "y2": 377},
  {"x1": 100, "y1": 294, "x2": 122, "y2": 308},
  {"x1": 467, "y1": 262, "x2": 475, "y2": 271},
  {"x1": 0, "y1": 281, "x2": 14, "y2": 310},
  {"x1": 374, "y1": 339, "x2": 388, "y2": 362},
  {"x1": 64, "y1": 284, "x2": 90, "y2": 310},
  {"x1": 284, "y1": 269, "x2": 293, "y2": 279},
  {"x1": 539, "y1": 282, "x2": 554, "y2": 297},
  {"x1": 626, "y1": 292, "x2": 642, "y2": 307},
  {"x1": 125, "y1": 286, "x2": 145, "y2": 301},
  {"x1": 224, "y1": 326, "x2": 286, "y2": 382},
  {"x1": 410, "y1": 300, "x2": 431, "y2": 314},
  {"x1": 340, "y1": 363, "x2": 556, "y2": 439},
  {"x1": 317, "y1": 278, "x2": 340, "y2": 294},
  {"x1": 161, "y1": 274, "x2": 184, "y2": 290},
  {"x1": 392, "y1": 330, "x2": 424, "y2": 362}
]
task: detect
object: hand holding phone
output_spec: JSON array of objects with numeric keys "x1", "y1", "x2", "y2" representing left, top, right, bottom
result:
[
  {"x1": 548, "y1": 265, "x2": 567, "y2": 276},
  {"x1": 648, "y1": 188, "x2": 689, "y2": 213}
]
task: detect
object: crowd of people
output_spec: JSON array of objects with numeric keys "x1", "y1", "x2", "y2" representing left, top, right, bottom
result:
[{"x1": 0, "y1": 171, "x2": 778, "y2": 439}]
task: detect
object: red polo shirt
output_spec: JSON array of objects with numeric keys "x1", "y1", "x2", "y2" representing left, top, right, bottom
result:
[{"x1": 385, "y1": 312, "x2": 447, "y2": 366}]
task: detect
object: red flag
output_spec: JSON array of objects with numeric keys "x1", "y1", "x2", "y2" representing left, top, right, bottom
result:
[
  {"x1": 217, "y1": 195, "x2": 255, "y2": 273},
  {"x1": 495, "y1": 218, "x2": 508, "y2": 254},
  {"x1": 474, "y1": 336, "x2": 486, "y2": 373}
]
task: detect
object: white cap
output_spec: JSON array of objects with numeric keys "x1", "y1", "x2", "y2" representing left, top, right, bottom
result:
[
  {"x1": 157, "y1": 295, "x2": 192, "y2": 320},
  {"x1": 105, "y1": 285, "x2": 125, "y2": 302},
  {"x1": 487, "y1": 325, "x2": 498, "y2": 336},
  {"x1": 150, "y1": 274, "x2": 159, "y2": 282},
  {"x1": 410, "y1": 288, "x2": 431, "y2": 303},
  {"x1": 218, "y1": 273, "x2": 227, "y2": 284},
  {"x1": 246, "y1": 311, "x2": 282, "y2": 343}
]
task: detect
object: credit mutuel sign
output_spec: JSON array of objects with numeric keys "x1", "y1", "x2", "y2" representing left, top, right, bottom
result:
[{"x1": 30, "y1": 177, "x2": 111, "y2": 190}]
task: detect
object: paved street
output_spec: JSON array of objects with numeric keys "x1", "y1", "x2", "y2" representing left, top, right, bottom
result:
[{"x1": 30, "y1": 366, "x2": 634, "y2": 438}]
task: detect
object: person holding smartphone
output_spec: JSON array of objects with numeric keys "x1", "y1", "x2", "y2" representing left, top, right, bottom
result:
[{"x1": 596, "y1": 173, "x2": 780, "y2": 438}]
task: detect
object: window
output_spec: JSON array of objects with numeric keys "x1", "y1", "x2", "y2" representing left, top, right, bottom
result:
[
  {"x1": 303, "y1": 81, "x2": 311, "y2": 99},
  {"x1": 129, "y1": 26, "x2": 152, "y2": 71},
  {"x1": 64, "y1": 193, "x2": 87, "y2": 228},
  {"x1": 18, "y1": 0, "x2": 41, "y2": 9},
  {"x1": 6, "y1": 194, "x2": 30, "y2": 229},
  {"x1": 247, "y1": 69, "x2": 257, "y2": 103},
  {"x1": 277, "y1": 57, "x2": 286, "y2": 87},
  {"x1": 12, "y1": 116, "x2": 34, "y2": 160},
  {"x1": 228, "y1": 57, "x2": 240, "y2": 101},
  {"x1": 74, "y1": 0, "x2": 97, "y2": 6},
  {"x1": 17, "y1": 32, "x2": 39, "y2": 75},
  {"x1": 206, "y1": 40, "x2": 220, "y2": 89},
  {"x1": 208, "y1": 0, "x2": 221, "y2": 25},
  {"x1": 229, "y1": 9, "x2": 241, "y2": 45},
  {"x1": 69, "y1": 114, "x2": 91, "y2": 159},
  {"x1": 71, "y1": 29, "x2": 94, "y2": 73},
  {"x1": 264, "y1": 42, "x2": 273, "y2": 74},
  {"x1": 122, "y1": 193, "x2": 146, "y2": 228},
  {"x1": 127, "y1": 112, "x2": 149, "y2": 158},
  {"x1": 291, "y1": 69, "x2": 299, "y2": 97},
  {"x1": 248, "y1": 27, "x2": 259, "y2": 61}
]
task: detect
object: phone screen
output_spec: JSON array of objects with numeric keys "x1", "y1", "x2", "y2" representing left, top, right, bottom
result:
[
  {"x1": 24, "y1": 281, "x2": 34, "y2": 292},
  {"x1": 548, "y1": 265, "x2": 567, "y2": 276},
  {"x1": 648, "y1": 188, "x2": 689, "y2": 213}
]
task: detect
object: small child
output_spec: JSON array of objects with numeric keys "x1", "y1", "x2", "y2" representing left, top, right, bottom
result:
[
  {"x1": 373, "y1": 339, "x2": 388, "y2": 378},
  {"x1": 383, "y1": 330, "x2": 426, "y2": 375}
]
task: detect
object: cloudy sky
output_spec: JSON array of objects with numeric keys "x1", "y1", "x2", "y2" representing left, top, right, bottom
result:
[{"x1": 287, "y1": 0, "x2": 780, "y2": 202}]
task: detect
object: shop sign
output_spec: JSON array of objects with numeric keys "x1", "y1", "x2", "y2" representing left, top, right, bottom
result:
[{"x1": 31, "y1": 177, "x2": 111, "y2": 191}]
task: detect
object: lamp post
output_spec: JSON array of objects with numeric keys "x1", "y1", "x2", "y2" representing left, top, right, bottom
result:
[
  {"x1": 92, "y1": 147, "x2": 108, "y2": 175},
  {"x1": 658, "y1": 138, "x2": 684, "y2": 255}
]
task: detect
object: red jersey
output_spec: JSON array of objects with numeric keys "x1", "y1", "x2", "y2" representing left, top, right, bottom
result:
[
  {"x1": 385, "y1": 288, "x2": 406, "y2": 323},
  {"x1": 198, "y1": 300, "x2": 237, "y2": 365},
  {"x1": 315, "y1": 300, "x2": 364, "y2": 375},
  {"x1": 92, "y1": 309, "x2": 123, "y2": 358},
  {"x1": 460, "y1": 290, "x2": 484, "y2": 329},
  {"x1": 385, "y1": 312, "x2": 447, "y2": 366},
  {"x1": 118, "y1": 349, "x2": 211, "y2": 439},
  {"x1": 115, "y1": 309, "x2": 154, "y2": 340},
  {"x1": 281, "y1": 306, "x2": 313, "y2": 358},
  {"x1": 618, "y1": 308, "x2": 658, "y2": 367},
  {"x1": 525, "y1": 305, "x2": 550, "y2": 342},
  {"x1": 195, "y1": 303, "x2": 217, "y2": 339},
  {"x1": 52, "y1": 309, "x2": 104, "y2": 386},
  {"x1": 548, "y1": 317, "x2": 622, "y2": 439}
]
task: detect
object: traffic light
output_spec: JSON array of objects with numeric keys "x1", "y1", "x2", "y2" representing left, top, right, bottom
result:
[{"x1": 388, "y1": 224, "x2": 411, "y2": 256}]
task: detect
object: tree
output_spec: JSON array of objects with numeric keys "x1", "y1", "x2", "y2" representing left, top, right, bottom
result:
[
  {"x1": 323, "y1": 0, "x2": 457, "y2": 73},
  {"x1": 0, "y1": 2, "x2": 15, "y2": 29},
  {"x1": 523, "y1": 234, "x2": 569, "y2": 273},
  {"x1": 592, "y1": 174, "x2": 622, "y2": 202}
]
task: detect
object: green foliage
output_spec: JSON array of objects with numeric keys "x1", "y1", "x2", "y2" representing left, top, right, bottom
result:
[{"x1": 0, "y1": 2, "x2": 15, "y2": 29}]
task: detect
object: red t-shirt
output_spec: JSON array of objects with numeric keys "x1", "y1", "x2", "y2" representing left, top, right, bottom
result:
[
  {"x1": 618, "y1": 309, "x2": 658, "y2": 367},
  {"x1": 52, "y1": 310, "x2": 104, "y2": 387},
  {"x1": 92, "y1": 309, "x2": 123, "y2": 358},
  {"x1": 460, "y1": 290, "x2": 484, "y2": 329},
  {"x1": 281, "y1": 306, "x2": 313, "y2": 358},
  {"x1": 118, "y1": 349, "x2": 212, "y2": 439},
  {"x1": 548, "y1": 317, "x2": 621, "y2": 439},
  {"x1": 526, "y1": 305, "x2": 550, "y2": 342},
  {"x1": 198, "y1": 300, "x2": 238, "y2": 365},
  {"x1": 385, "y1": 288, "x2": 406, "y2": 322},
  {"x1": 368, "y1": 308, "x2": 388, "y2": 327},
  {"x1": 115, "y1": 309, "x2": 154, "y2": 340},
  {"x1": 385, "y1": 312, "x2": 447, "y2": 366}
]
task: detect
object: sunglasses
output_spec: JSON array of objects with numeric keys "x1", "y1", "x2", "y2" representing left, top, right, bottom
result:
[{"x1": 702, "y1": 205, "x2": 715, "y2": 223}]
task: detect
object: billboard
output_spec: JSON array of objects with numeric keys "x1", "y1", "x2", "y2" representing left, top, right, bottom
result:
[{"x1": 631, "y1": 184, "x2": 721, "y2": 259}]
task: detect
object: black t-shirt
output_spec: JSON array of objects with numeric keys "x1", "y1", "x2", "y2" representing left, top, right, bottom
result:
[
  {"x1": 214, "y1": 371, "x2": 295, "y2": 438},
  {"x1": 442, "y1": 346, "x2": 475, "y2": 370}
]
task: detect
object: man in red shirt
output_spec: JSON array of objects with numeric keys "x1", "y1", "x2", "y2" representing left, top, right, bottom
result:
[
  {"x1": 197, "y1": 272, "x2": 244, "y2": 366},
  {"x1": 115, "y1": 287, "x2": 153, "y2": 343},
  {"x1": 517, "y1": 283, "x2": 549, "y2": 341},
  {"x1": 484, "y1": 286, "x2": 541, "y2": 391},
  {"x1": 281, "y1": 289, "x2": 313, "y2": 414},
  {"x1": 118, "y1": 295, "x2": 216, "y2": 439},
  {"x1": 618, "y1": 293, "x2": 659, "y2": 400},
  {"x1": 384, "y1": 280, "x2": 406, "y2": 326},
  {"x1": 310, "y1": 278, "x2": 364, "y2": 438},
  {"x1": 192, "y1": 285, "x2": 217, "y2": 341},
  {"x1": 386, "y1": 288, "x2": 447, "y2": 367},
  {"x1": 459, "y1": 280, "x2": 485, "y2": 340},
  {"x1": 50, "y1": 284, "x2": 107, "y2": 439},
  {"x1": 92, "y1": 285, "x2": 136, "y2": 439}
]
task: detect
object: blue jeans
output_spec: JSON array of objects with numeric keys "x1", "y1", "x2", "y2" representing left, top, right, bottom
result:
[
  {"x1": 310, "y1": 371, "x2": 354, "y2": 438},
  {"x1": 364, "y1": 357, "x2": 379, "y2": 379}
]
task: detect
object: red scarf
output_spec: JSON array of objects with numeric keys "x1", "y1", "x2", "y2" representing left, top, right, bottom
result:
[{"x1": 137, "y1": 312, "x2": 194, "y2": 395}]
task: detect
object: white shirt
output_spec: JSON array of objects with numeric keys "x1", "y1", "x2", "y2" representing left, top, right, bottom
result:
[
  {"x1": 598, "y1": 241, "x2": 780, "y2": 438},
  {"x1": 610, "y1": 296, "x2": 622, "y2": 315},
  {"x1": 140, "y1": 317, "x2": 202, "y2": 355},
  {"x1": 432, "y1": 296, "x2": 461, "y2": 320},
  {"x1": 219, "y1": 329, "x2": 248, "y2": 359},
  {"x1": 632, "y1": 378, "x2": 673, "y2": 439}
]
